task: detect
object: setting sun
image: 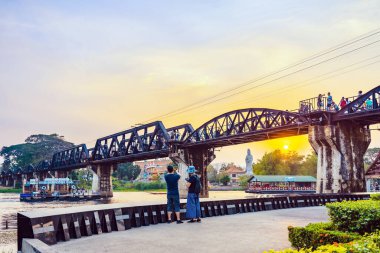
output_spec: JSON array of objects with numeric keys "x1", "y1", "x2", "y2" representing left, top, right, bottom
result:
[{"x1": 283, "y1": 145, "x2": 289, "y2": 150}]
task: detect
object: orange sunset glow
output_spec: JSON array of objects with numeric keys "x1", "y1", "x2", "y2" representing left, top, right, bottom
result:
[{"x1": 1, "y1": 1, "x2": 380, "y2": 166}]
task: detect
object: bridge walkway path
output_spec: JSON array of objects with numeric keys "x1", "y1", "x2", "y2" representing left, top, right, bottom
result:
[{"x1": 50, "y1": 206, "x2": 328, "y2": 253}]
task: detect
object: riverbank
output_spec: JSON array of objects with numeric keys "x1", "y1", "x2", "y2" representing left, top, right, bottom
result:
[
  {"x1": 0, "y1": 231, "x2": 16, "y2": 253},
  {"x1": 0, "y1": 188, "x2": 21, "y2": 194},
  {"x1": 114, "y1": 188, "x2": 166, "y2": 193}
]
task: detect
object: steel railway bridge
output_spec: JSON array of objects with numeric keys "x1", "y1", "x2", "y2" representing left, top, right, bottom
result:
[{"x1": 2, "y1": 85, "x2": 380, "y2": 197}]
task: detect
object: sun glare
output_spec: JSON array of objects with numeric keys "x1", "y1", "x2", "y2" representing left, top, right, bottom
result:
[{"x1": 283, "y1": 145, "x2": 289, "y2": 150}]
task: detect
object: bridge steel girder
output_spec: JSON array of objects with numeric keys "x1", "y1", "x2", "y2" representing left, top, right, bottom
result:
[
  {"x1": 182, "y1": 108, "x2": 312, "y2": 148},
  {"x1": 51, "y1": 144, "x2": 90, "y2": 171},
  {"x1": 167, "y1": 123, "x2": 194, "y2": 142},
  {"x1": 334, "y1": 85, "x2": 380, "y2": 124},
  {"x1": 91, "y1": 121, "x2": 170, "y2": 165}
]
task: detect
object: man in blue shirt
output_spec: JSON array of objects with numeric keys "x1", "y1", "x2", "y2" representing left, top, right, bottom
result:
[{"x1": 164, "y1": 165, "x2": 183, "y2": 224}]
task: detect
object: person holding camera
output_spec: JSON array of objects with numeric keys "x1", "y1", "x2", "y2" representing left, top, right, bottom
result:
[
  {"x1": 164, "y1": 165, "x2": 183, "y2": 224},
  {"x1": 185, "y1": 166, "x2": 201, "y2": 223}
]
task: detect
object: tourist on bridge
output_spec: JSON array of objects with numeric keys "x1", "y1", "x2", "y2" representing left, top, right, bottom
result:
[
  {"x1": 185, "y1": 166, "x2": 201, "y2": 223},
  {"x1": 366, "y1": 98, "x2": 373, "y2": 110},
  {"x1": 164, "y1": 165, "x2": 183, "y2": 224},
  {"x1": 317, "y1": 94, "x2": 324, "y2": 110},
  {"x1": 339, "y1": 97, "x2": 347, "y2": 108},
  {"x1": 326, "y1": 92, "x2": 333, "y2": 111}
]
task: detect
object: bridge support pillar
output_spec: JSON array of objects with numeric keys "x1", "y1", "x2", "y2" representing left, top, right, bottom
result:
[
  {"x1": 92, "y1": 165, "x2": 113, "y2": 198},
  {"x1": 188, "y1": 148, "x2": 216, "y2": 198},
  {"x1": 169, "y1": 150, "x2": 189, "y2": 199},
  {"x1": 308, "y1": 124, "x2": 371, "y2": 193},
  {"x1": 88, "y1": 166, "x2": 100, "y2": 194},
  {"x1": 170, "y1": 148, "x2": 215, "y2": 198},
  {"x1": 55, "y1": 171, "x2": 69, "y2": 194}
]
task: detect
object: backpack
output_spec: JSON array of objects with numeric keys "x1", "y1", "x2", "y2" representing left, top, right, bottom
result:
[{"x1": 194, "y1": 175, "x2": 202, "y2": 194}]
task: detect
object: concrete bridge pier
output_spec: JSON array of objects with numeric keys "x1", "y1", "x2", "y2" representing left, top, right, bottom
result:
[
  {"x1": 54, "y1": 171, "x2": 69, "y2": 194},
  {"x1": 169, "y1": 149, "x2": 190, "y2": 199},
  {"x1": 91, "y1": 165, "x2": 113, "y2": 198},
  {"x1": 170, "y1": 148, "x2": 216, "y2": 198},
  {"x1": 188, "y1": 148, "x2": 216, "y2": 198},
  {"x1": 308, "y1": 124, "x2": 371, "y2": 193}
]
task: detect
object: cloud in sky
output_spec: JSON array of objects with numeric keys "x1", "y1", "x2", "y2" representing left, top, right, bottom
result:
[{"x1": 1, "y1": 0, "x2": 380, "y2": 164}]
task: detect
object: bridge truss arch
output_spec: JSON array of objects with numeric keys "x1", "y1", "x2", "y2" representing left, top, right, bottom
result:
[
  {"x1": 334, "y1": 85, "x2": 380, "y2": 124},
  {"x1": 183, "y1": 108, "x2": 311, "y2": 148}
]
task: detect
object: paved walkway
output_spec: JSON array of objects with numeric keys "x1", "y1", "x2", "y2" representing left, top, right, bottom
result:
[{"x1": 51, "y1": 206, "x2": 329, "y2": 253}]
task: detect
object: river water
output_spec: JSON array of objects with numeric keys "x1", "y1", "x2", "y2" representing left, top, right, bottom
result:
[{"x1": 0, "y1": 191, "x2": 252, "y2": 252}]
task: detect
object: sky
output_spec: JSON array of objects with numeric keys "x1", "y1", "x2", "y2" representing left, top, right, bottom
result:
[{"x1": 1, "y1": 0, "x2": 380, "y2": 166}]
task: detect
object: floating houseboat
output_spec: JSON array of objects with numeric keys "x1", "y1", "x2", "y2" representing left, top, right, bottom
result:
[
  {"x1": 246, "y1": 175, "x2": 317, "y2": 194},
  {"x1": 20, "y1": 177, "x2": 100, "y2": 202}
]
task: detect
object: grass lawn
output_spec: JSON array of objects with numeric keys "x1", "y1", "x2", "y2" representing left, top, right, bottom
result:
[
  {"x1": 114, "y1": 188, "x2": 167, "y2": 193},
  {"x1": 0, "y1": 188, "x2": 22, "y2": 193}
]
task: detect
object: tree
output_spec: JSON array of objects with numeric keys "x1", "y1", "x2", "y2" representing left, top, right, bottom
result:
[
  {"x1": 219, "y1": 163, "x2": 228, "y2": 173},
  {"x1": 364, "y1": 148, "x2": 380, "y2": 165},
  {"x1": 283, "y1": 151, "x2": 304, "y2": 175},
  {"x1": 238, "y1": 174, "x2": 251, "y2": 188},
  {"x1": 151, "y1": 174, "x2": 161, "y2": 181},
  {"x1": 218, "y1": 172, "x2": 230, "y2": 186},
  {"x1": 207, "y1": 165, "x2": 218, "y2": 183},
  {"x1": 253, "y1": 149, "x2": 287, "y2": 175},
  {"x1": 114, "y1": 163, "x2": 141, "y2": 181},
  {"x1": 253, "y1": 149, "x2": 317, "y2": 176},
  {"x1": 0, "y1": 134, "x2": 74, "y2": 169},
  {"x1": 300, "y1": 153, "x2": 317, "y2": 176}
]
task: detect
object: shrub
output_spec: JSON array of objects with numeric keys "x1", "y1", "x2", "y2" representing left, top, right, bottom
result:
[
  {"x1": 326, "y1": 200, "x2": 380, "y2": 234},
  {"x1": 370, "y1": 193, "x2": 380, "y2": 201},
  {"x1": 265, "y1": 231, "x2": 380, "y2": 253},
  {"x1": 133, "y1": 182, "x2": 166, "y2": 191},
  {"x1": 288, "y1": 222, "x2": 360, "y2": 250}
]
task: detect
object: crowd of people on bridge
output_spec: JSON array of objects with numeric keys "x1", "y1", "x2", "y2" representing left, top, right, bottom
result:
[
  {"x1": 299, "y1": 90, "x2": 375, "y2": 113},
  {"x1": 164, "y1": 165, "x2": 201, "y2": 224}
]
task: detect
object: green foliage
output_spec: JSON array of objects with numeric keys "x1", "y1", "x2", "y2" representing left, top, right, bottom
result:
[
  {"x1": 112, "y1": 178, "x2": 166, "y2": 191},
  {"x1": 219, "y1": 163, "x2": 228, "y2": 173},
  {"x1": 299, "y1": 153, "x2": 317, "y2": 176},
  {"x1": 207, "y1": 165, "x2": 218, "y2": 183},
  {"x1": 254, "y1": 149, "x2": 285, "y2": 175},
  {"x1": 253, "y1": 150, "x2": 316, "y2": 176},
  {"x1": 326, "y1": 200, "x2": 380, "y2": 234},
  {"x1": 288, "y1": 222, "x2": 360, "y2": 250},
  {"x1": 150, "y1": 174, "x2": 161, "y2": 181},
  {"x1": 218, "y1": 172, "x2": 230, "y2": 185},
  {"x1": 133, "y1": 181, "x2": 166, "y2": 191},
  {"x1": 238, "y1": 174, "x2": 250, "y2": 188},
  {"x1": 266, "y1": 231, "x2": 380, "y2": 253},
  {"x1": 113, "y1": 163, "x2": 141, "y2": 181},
  {"x1": 0, "y1": 134, "x2": 74, "y2": 168},
  {"x1": 364, "y1": 147, "x2": 380, "y2": 166},
  {"x1": 370, "y1": 193, "x2": 380, "y2": 201},
  {"x1": 0, "y1": 188, "x2": 22, "y2": 193}
]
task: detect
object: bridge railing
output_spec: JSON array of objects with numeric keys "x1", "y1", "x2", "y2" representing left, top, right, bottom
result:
[
  {"x1": 335, "y1": 86, "x2": 380, "y2": 117},
  {"x1": 299, "y1": 96, "x2": 327, "y2": 113},
  {"x1": 299, "y1": 94, "x2": 361, "y2": 114}
]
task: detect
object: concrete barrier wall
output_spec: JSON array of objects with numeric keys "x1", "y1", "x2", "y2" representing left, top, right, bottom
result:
[{"x1": 17, "y1": 193, "x2": 370, "y2": 251}]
